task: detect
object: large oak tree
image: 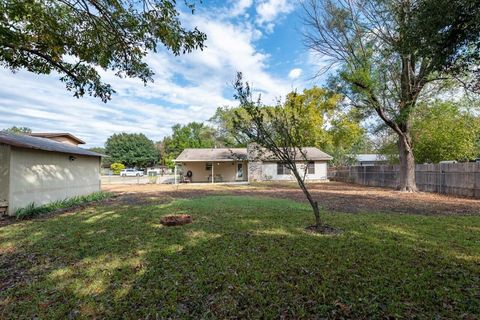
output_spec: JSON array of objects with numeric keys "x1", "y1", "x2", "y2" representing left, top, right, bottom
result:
[
  {"x1": 303, "y1": 0, "x2": 480, "y2": 191},
  {"x1": 0, "y1": 0, "x2": 206, "y2": 101}
]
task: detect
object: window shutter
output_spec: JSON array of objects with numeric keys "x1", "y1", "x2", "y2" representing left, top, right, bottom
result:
[{"x1": 277, "y1": 162, "x2": 283, "y2": 175}]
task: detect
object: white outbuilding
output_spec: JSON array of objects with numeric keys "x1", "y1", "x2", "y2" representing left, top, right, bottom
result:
[{"x1": 0, "y1": 132, "x2": 103, "y2": 216}]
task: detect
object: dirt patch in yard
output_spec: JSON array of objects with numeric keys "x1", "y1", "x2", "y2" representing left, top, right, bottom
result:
[{"x1": 103, "y1": 182, "x2": 480, "y2": 216}]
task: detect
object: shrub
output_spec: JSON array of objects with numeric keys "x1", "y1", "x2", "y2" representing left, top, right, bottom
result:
[
  {"x1": 110, "y1": 162, "x2": 125, "y2": 175},
  {"x1": 15, "y1": 192, "x2": 113, "y2": 219}
]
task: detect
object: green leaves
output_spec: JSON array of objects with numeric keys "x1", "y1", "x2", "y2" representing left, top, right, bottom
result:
[
  {"x1": 110, "y1": 162, "x2": 125, "y2": 175},
  {"x1": 412, "y1": 101, "x2": 480, "y2": 163},
  {"x1": 158, "y1": 122, "x2": 218, "y2": 167},
  {"x1": 105, "y1": 132, "x2": 158, "y2": 167},
  {"x1": 0, "y1": 0, "x2": 206, "y2": 101}
]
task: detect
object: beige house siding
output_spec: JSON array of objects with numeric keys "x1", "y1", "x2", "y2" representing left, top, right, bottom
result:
[
  {"x1": 259, "y1": 161, "x2": 328, "y2": 181},
  {"x1": 46, "y1": 136, "x2": 80, "y2": 146},
  {"x1": 7, "y1": 147, "x2": 101, "y2": 214},
  {"x1": 180, "y1": 161, "x2": 248, "y2": 182},
  {"x1": 0, "y1": 144, "x2": 10, "y2": 208}
]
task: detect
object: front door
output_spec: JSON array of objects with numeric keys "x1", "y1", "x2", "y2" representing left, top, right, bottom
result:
[{"x1": 236, "y1": 163, "x2": 244, "y2": 180}]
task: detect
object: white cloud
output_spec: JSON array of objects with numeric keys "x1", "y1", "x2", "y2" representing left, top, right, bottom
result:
[
  {"x1": 288, "y1": 68, "x2": 302, "y2": 79},
  {"x1": 0, "y1": 5, "x2": 298, "y2": 147},
  {"x1": 255, "y1": 0, "x2": 295, "y2": 30},
  {"x1": 230, "y1": 0, "x2": 253, "y2": 17}
]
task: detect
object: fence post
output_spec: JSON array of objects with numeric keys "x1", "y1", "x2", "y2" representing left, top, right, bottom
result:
[
  {"x1": 474, "y1": 165, "x2": 479, "y2": 198},
  {"x1": 363, "y1": 166, "x2": 366, "y2": 185}
]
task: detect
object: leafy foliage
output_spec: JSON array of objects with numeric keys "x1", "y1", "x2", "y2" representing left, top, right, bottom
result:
[
  {"x1": 378, "y1": 100, "x2": 480, "y2": 163},
  {"x1": 212, "y1": 87, "x2": 367, "y2": 166},
  {"x1": 412, "y1": 101, "x2": 480, "y2": 163},
  {"x1": 110, "y1": 162, "x2": 125, "y2": 175},
  {"x1": 14, "y1": 191, "x2": 112, "y2": 219},
  {"x1": 105, "y1": 133, "x2": 158, "y2": 167},
  {"x1": 232, "y1": 73, "x2": 332, "y2": 228},
  {"x1": 0, "y1": 0, "x2": 206, "y2": 101},
  {"x1": 209, "y1": 106, "x2": 250, "y2": 147},
  {"x1": 303, "y1": 0, "x2": 480, "y2": 191},
  {"x1": 158, "y1": 122, "x2": 217, "y2": 168},
  {"x1": 1, "y1": 126, "x2": 32, "y2": 134}
]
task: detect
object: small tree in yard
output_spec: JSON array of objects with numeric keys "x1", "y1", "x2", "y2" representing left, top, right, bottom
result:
[
  {"x1": 232, "y1": 72, "x2": 335, "y2": 232},
  {"x1": 110, "y1": 163, "x2": 125, "y2": 175}
]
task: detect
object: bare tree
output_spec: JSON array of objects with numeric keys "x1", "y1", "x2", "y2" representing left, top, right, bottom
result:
[
  {"x1": 232, "y1": 72, "x2": 328, "y2": 230},
  {"x1": 302, "y1": 0, "x2": 480, "y2": 191}
]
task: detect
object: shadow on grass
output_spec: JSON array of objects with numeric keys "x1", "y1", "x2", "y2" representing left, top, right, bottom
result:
[{"x1": 0, "y1": 195, "x2": 479, "y2": 319}]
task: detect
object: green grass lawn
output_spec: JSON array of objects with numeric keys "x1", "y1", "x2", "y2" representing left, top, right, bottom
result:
[{"x1": 1, "y1": 195, "x2": 479, "y2": 319}]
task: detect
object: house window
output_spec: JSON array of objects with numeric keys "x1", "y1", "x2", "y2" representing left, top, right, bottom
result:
[
  {"x1": 307, "y1": 161, "x2": 315, "y2": 174},
  {"x1": 206, "y1": 162, "x2": 212, "y2": 171},
  {"x1": 277, "y1": 162, "x2": 291, "y2": 175}
]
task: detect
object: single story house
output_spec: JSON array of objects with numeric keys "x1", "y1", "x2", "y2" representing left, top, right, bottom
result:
[
  {"x1": 173, "y1": 145, "x2": 332, "y2": 183},
  {"x1": 0, "y1": 132, "x2": 103, "y2": 216}
]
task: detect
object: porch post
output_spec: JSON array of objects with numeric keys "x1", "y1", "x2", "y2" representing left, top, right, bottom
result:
[
  {"x1": 174, "y1": 163, "x2": 177, "y2": 184},
  {"x1": 212, "y1": 162, "x2": 214, "y2": 184}
]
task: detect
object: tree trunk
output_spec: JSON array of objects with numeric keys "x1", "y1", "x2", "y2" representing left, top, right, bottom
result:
[
  {"x1": 398, "y1": 133, "x2": 417, "y2": 192},
  {"x1": 291, "y1": 167, "x2": 322, "y2": 227}
]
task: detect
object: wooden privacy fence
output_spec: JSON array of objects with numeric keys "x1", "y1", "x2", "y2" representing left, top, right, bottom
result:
[{"x1": 329, "y1": 163, "x2": 480, "y2": 198}]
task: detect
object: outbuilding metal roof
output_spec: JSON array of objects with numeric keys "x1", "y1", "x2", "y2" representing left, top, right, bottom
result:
[
  {"x1": 174, "y1": 147, "x2": 332, "y2": 162},
  {"x1": 0, "y1": 132, "x2": 103, "y2": 157}
]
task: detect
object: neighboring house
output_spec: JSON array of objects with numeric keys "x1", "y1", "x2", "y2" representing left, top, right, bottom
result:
[
  {"x1": 354, "y1": 154, "x2": 389, "y2": 166},
  {"x1": 29, "y1": 132, "x2": 86, "y2": 146},
  {"x1": 173, "y1": 145, "x2": 332, "y2": 183},
  {"x1": 0, "y1": 132, "x2": 103, "y2": 216}
]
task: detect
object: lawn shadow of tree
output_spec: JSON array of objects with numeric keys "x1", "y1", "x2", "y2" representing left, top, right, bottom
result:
[{"x1": 0, "y1": 195, "x2": 479, "y2": 318}]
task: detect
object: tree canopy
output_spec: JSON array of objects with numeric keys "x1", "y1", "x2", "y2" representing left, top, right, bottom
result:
[
  {"x1": 378, "y1": 100, "x2": 480, "y2": 163},
  {"x1": 209, "y1": 107, "x2": 250, "y2": 147},
  {"x1": 105, "y1": 133, "x2": 158, "y2": 167},
  {"x1": 211, "y1": 87, "x2": 367, "y2": 165},
  {"x1": 411, "y1": 101, "x2": 480, "y2": 163},
  {"x1": 1, "y1": 126, "x2": 32, "y2": 134},
  {"x1": 303, "y1": 0, "x2": 480, "y2": 191},
  {"x1": 0, "y1": 0, "x2": 206, "y2": 101},
  {"x1": 159, "y1": 122, "x2": 217, "y2": 167}
]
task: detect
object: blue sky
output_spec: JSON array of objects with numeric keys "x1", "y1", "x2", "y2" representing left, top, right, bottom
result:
[{"x1": 0, "y1": 0, "x2": 327, "y2": 147}]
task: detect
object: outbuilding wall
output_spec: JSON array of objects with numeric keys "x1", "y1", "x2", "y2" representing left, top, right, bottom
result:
[
  {"x1": 8, "y1": 147, "x2": 101, "y2": 214},
  {"x1": 0, "y1": 144, "x2": 10, "y2": 208},
  {"x1": 260, "y1": 161, "x2": 328, "y2": 181}
]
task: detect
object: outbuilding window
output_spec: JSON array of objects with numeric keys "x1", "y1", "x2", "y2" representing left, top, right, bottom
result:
[
  {"x1": 277, "y1": 162, "x2": 291, "y2": 175},
  {"x1": 206, "y1": 162, "x2": 212, "y2": 171},
  {"x1": 307, "y1": 161, "x2": 315, "y2": 174}
]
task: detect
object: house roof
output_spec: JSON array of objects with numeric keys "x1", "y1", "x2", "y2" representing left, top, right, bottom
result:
[
  {"x1": 175, "y1": 148, "x2": 248, "y2": 162},
  {"x1": 0, "y1": 132, "x2": 103, "y2": 157},
  {"x1": 174, "y1": 147, "x2": 332, "y2": 162},
  {"x1": 29, "y1": 132, "x2": 86, "y2": 144},
  {"x1": 355, "y1": 154, "x2": 388, "y2": 162},
  {"x1": 258, "y1": 147, "x2": 333, "y2": 161}
]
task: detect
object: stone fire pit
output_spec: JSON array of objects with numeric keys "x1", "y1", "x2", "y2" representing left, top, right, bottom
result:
[{"x1": 160, "y1": 214, "x2": 192, "y2": 226}]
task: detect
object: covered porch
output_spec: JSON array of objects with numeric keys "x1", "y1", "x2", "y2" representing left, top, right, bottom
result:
[{"x1": 174, "y1": 160, "x2": 248, "y2": 183}]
